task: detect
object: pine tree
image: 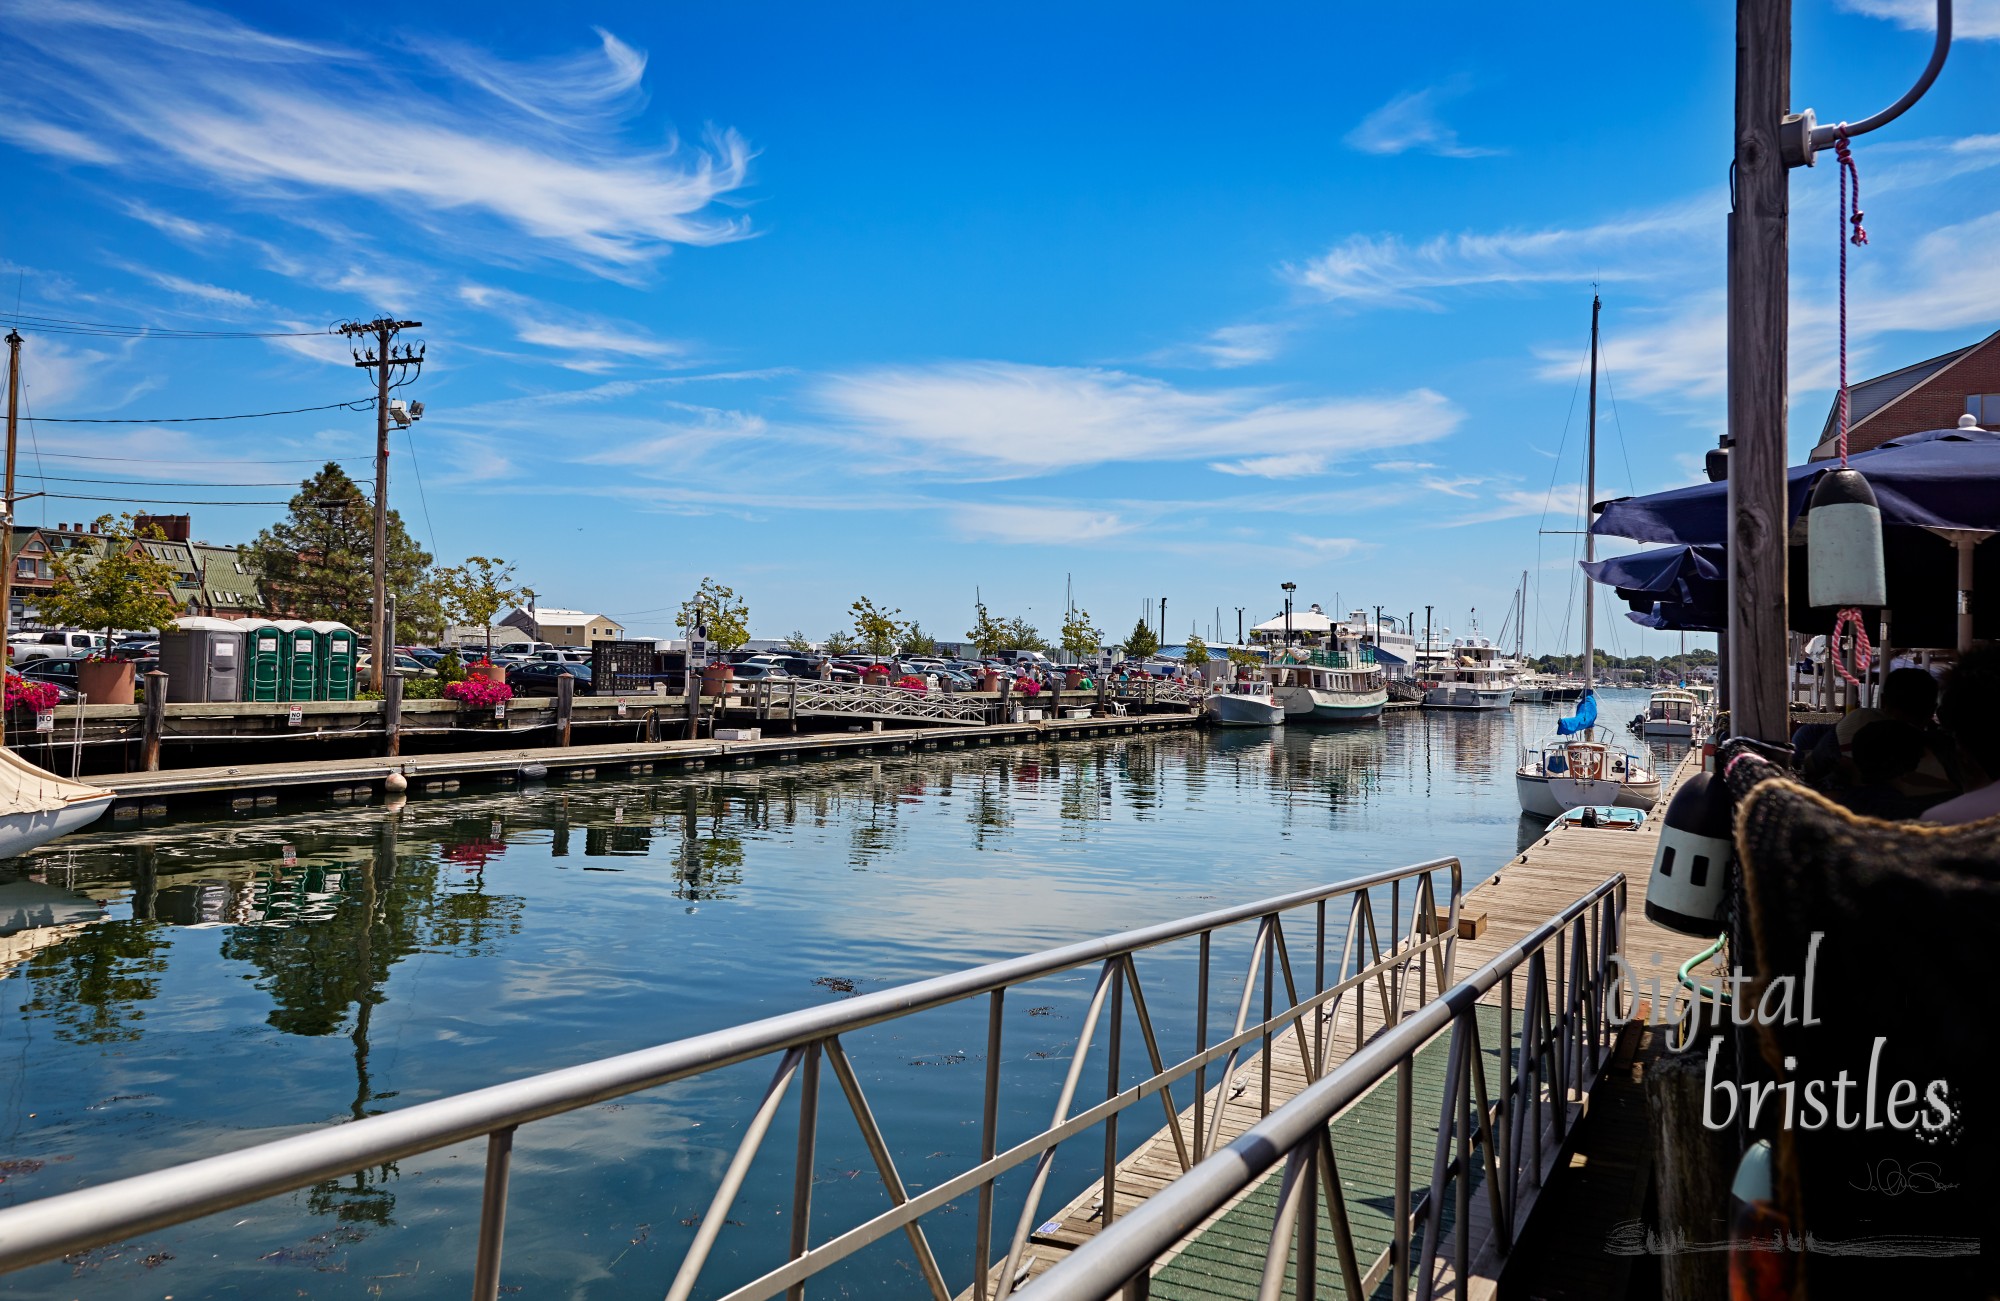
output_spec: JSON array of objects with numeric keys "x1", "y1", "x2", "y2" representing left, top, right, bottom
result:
[{"x1": 246, "y1": 462, "x2": 431, "y2": 626}]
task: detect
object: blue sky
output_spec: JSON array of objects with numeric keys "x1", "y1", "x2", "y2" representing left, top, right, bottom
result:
[{"x1": 2, "y1": 0, "x2": 1996, "y2": 653}]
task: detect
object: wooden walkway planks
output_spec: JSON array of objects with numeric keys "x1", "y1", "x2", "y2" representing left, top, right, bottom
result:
[{"x1": 968, "y1": 748, "x2": 1713, "y2": 1299}]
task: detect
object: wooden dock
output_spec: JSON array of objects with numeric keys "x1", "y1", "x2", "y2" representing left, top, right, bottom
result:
[
  {"x1": 78, "y1": 711, "x2": 1203, "y2": 818},
  {"x1": 974, "y1": 749, "x2": 1712, "y2": 1299}
]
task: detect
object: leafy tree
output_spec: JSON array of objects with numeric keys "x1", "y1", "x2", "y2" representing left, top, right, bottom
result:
[
  {"x1": 1000, "y1": 616, "x2": 1047, "y2": 652},
  {"x1": 824, "y1": 629, "x2": 857, "y2": 655},
  {"x1": 400, "y1": 567, "x2": 451, "y2": 644},
  {"x1": 966, "y1": 601, "x2": 1007, "y2": 657},
  {"x1": 680, "y1": 577, "x2": 751, "y2": 651},
  {"x1": 1123, "y1": 618, "x2": 1160, "y2": 659},
  {"x1": 436, "y1": 556, "x2": 524, "y2": 658},
  {"x1": 850, "y1": 596, "x2": 903, "y2": 657},
  {"x1": 1184, "y1": 635, "x2": 1210, "y2": 666},
  {"x1": 1226, "y1": 647, "x2": 1262, "y2": 668},
  {"x1": 1060, "y1": 608, "x2": 1101, "y2": 660},
  {"x1": 784, "y1": 630, "x2": 816, "y2": 651},
  {"x1": 39, "y1": 515, "x2": 184, "y2": 643},
  {"x1": 899, "y1": 622, "x2": 938, "y2": 656},
  {"x1": 246, "y1": 462, "x2": 431, "y2": 625}
]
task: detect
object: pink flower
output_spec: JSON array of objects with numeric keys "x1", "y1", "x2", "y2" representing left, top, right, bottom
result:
[
  {"x1": 444, "y1": 678, "x2": 515, "y2": 707},
  {"x1": 3, "y1": 674, "x2": 60, "y2": 712}
]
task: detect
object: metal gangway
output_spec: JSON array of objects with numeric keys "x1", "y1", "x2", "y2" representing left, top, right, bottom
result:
[
  {"x1": 0, "y1": 857, "x2": 1624, "y2": 1301},
  {"x1": 781, "y1": 678, "x2": 993, "y2": 726}
]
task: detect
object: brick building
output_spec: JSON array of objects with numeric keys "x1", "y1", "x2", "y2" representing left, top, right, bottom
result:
[{"x1": 1809, "y1": 326, "x2": 2000, "y2": 459}]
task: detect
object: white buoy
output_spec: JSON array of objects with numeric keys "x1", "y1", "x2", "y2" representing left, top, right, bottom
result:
[
  {"x1": 384, "y1": 768, "x2": 409, "y2": 793},
  {"x1": 1644, "y1": 770, "x2": 1733, "y2": 935},
  {"x1": 1806, "y1": 466, "x2": 1887, "y2": 608}
]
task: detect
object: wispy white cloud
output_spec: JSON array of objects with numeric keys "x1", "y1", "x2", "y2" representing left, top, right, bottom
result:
[
  {"x1": 952, "y1": 504, "x2": 1134, "y2": 544},
  {"x1": 125, "y1": 268, "x2": 260, "y2": 309},
  {"x1": 1836, "y1": 0, "x2": 2000, "y2": 38},
  {"x1": 118, "y1": 200, "x2": 225, "y2": 244},
  {"x1": 1419, "y1": 474, "x2": 1483, "y2": 498},
  {"x1": 1374, "y1": 459, "x2": 1438, "y2": 473},
  {"x1": 1152, "y1": 323, "x2": 1288, "y2": 369},
  {"x1": 1287, "y1": 197, "x2": 1716, "y2": 309},
  {"x1": 816, "y1": 361, "x2": 1461, "y2": 478},
  {"x1": 0, "y1": 2, "x2": 752, "y2": 276},
  {"x1": 1210, "y1": 452, "x2": 1330, "y2": 479},
  {"x1": 457, "y1": 284, "x2": 694, "y2": 370},
  {"x1": 1288, "y1": 535, "x2": 1372, "y2": 558},
  {"x1": 1445, "y1": 482, "x2": 1585, "y2": 528},
  {"x1": 1344, "y1": 81, "x2": 1499, "y2": 159}
]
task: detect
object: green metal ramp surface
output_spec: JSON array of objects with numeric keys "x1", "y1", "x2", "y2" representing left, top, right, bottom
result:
[{"x1": 1151, "y1": 1005, "x2": 1512, "y2": 1300}]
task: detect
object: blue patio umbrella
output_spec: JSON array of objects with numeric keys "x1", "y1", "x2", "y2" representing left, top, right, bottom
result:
[
  {"x1": 1580, "y1": 544, "x2": 1728, "y2": 633},
  {"x1": 1592, "y1": 427, "x2": 2000, "y2": 544}
]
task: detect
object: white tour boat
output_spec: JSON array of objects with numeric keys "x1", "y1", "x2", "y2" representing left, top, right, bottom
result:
[
  {"x1": 1269, "y1": 647, "x2": 1388, "y2": 722},
  {"x1": 1639, "y1": 687, "x2": 1702, "y2": 738}
]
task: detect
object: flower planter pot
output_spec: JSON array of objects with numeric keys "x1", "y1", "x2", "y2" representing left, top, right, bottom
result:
[
  {"x1": 1064, "y1": 669, "x2": 1085, "y2": 690},
  {"x1": 479, "y1": 663, "x2": 508, "y2": 684},
  {"x1": 863, "y1": 671, "x2": 890, "y2": 686},
  {"x1": 979, "y1": 670, "x2": 1001, "y2": 692},
  {"x1": 702, "y1": 663, "x2": 736, "y2": 697},
  {"x1": 76, "y1": 659, "x2": 135, "y2": 704}
]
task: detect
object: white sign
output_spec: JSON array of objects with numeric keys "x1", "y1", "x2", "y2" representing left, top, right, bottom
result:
[
  {"x1": 616, "y1": 702, "x2": 628, "y2": 718},
  {"x1": 216, "y1": 642, "x2": 235, "y2": 658},
  {"x1": 688, "y1": 636, "x2": 710, "y2": 670},
  {"x1": 287, "y1": 704, "x2": 304, "y2": 726},
  {"x1": 493, "y1": 702, "x2": 507, "y2": 720},
  {"x1": 33, "y1": 711, "x2": 54, "y2": 733}
]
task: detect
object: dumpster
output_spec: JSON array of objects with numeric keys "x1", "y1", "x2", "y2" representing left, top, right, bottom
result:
[
  {"x1": 311, "y1": 622, "x2": 358, "y2": 700},
  {"x1": 243, "y1": 623, "x2": 285, "y2": 702},
  {"x1": 277, "y1": 620, "x2": 322, "y2": 702},
  {"x1": 159, "y1": 616, "x2": 246, "y2": 703}
]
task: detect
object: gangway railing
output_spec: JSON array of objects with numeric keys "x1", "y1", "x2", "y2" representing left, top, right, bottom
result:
[
  {"x1": 1021, "y1": 873, "x2": 1627, "y2": 1301},
  {"x1": 779, "y1": 678, "x2": 993, "y2": 724},
  {"x1": 0, "y1": 857, "x2": 1463, "y2": 1300}
]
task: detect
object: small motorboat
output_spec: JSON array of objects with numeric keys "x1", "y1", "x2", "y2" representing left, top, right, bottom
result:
[
  {"x1": 1549, "y1": 804, "x2": 1647, "y2": 832},
  {"x1": 0, "y1": 747, "x2": 115, "y2": 860},
  {"x1": 1204, "y1": 682, "x2": 1285, "y2": 728}
]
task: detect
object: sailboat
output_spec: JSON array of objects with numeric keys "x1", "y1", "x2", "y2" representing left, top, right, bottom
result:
[
  {"x1": 1516, "y1": 297, "x2": 1661, "y2": 818},
  {"x1": 1, "y1": 329, "x2": 114, "y2": 857}
]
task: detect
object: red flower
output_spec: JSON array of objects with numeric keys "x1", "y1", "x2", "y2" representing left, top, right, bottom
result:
[{"x1": 444, "y1": 678, "x2": 515, "y2": 707}]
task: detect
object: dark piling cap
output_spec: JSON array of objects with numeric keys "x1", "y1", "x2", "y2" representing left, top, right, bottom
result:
[{"x1": 1808, "y1": 465, "x2": 1880, "y2": 511}]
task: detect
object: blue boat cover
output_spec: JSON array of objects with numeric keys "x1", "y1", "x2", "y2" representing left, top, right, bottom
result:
[{"x1": 1556, "y1": 688, "x2": 1598, "y2": 736}]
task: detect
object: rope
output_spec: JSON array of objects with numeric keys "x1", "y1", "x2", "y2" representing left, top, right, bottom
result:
[{"x1": 1829, "y1": 127, "x2": 1874, "y2": 691}]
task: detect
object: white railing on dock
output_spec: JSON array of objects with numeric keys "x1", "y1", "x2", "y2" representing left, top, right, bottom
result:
[
  {"x1": 0, "y1": 858, "x2": 1463, "y2": 1301},
  {"x1": 1026, "y1": 873, "x2": 1629, "y2": 1301},
  {"x1": 783, "y1": 679, "x2": 993, "y2": 724}
]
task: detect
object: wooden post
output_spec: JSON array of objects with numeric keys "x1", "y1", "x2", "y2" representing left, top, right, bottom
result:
[
  {"x1": 788, "y1": 678, "x2": 799, "y2": 735},
  {"x1": 1726, "y1": 0, "x2": 1793, "y2": 744},
  {"x1": 383, "y1": 672, "x2": 403, "y2": 757},
  {"x1": 140, "y1": 670, "x2": 166, "y2": 772},
  {"x1": 684, "y1": 667, "x2": 700, "y2": 740},
  {"x1": 556, "y1": 671, "x2": 574, "y2": 746},
  {"x1": 646, "y1": 706, "x2": 660, "y2": 743},
  {"x1": 1050, "y1": 675, "x2": 1062, "y2": 719},
  {"x1": 997, "y1": 676, "x2": 1012, "y2": 725},
  {"x1": 1644, "y1": 1039, "x2": 1737, "y2": 1300}
]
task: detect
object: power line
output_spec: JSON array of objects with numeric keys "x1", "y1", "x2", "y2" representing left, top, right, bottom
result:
[
  {"x1": 23, "y1": 473, "x2": 307, "y2": 488},
  {"x1": 2, "y1": 312, "x2": 337, "y2": 340},
  {"x1": 34, "y1": 399, "x2": 375, "y2": 423},
  {"x1": 38, "y1": 493, "x2": 335, "y2": 505},
  {"x1": 27, "y1": 451, "x2": 366, "y2": 465}
]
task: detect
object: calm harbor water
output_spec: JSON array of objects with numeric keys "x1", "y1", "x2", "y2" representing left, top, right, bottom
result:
[{"x1": 0, "y1": 691, "x2": 1672, "y2": 1299}]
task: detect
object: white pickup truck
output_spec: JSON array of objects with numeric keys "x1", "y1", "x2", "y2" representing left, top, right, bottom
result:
[{"x1": 10, "y1": 631, "x2": 106, "y2": 663}]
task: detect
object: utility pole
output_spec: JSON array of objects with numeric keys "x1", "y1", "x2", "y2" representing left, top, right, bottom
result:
[
  {"x1": 1, "y1": 330, "x2": 19, "y2": 750},
  {"x1": 1159, "y1": 597, "x2": 1167, "y2": 646},
  {"x1": 1727, "y1": 0, "x2": 1791, "y2": 743},
  {"x1": 1234, "y1": 607, "x2": 1245, "y2": 645},
  {"x1": 341, "y1": 318, "x2": 423, "y2": 692}
]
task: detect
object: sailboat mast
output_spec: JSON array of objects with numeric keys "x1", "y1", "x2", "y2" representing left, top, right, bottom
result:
[{"x1": 1584, "y1": 295, "x2": 1599, "y2": 695}]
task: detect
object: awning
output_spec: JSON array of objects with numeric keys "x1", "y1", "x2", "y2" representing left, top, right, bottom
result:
[
  {"x1": 1592, "y1": 427, "x2": 2000, "y2": 545},
  {"x1": 1250, "y1": 611, "x2": 1335, "y2": 635}
]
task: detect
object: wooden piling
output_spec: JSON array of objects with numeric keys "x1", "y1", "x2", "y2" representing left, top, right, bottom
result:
[
  {"x1": 383, "y1": 674, "x2": 403, "y2": 757},
  {"x1": 1726, "y1": 0, "x2": 1793, "y2": 743},
  {"x1": 556, "y1": 672, "x2": 574, "y2": 746},
  {"x1": 140, "y1": 671, "x2": 166, "y2": 772}
]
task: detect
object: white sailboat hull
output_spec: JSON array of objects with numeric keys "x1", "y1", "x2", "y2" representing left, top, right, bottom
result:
[
  {"x1": 1422, "y1": 684, "x2": 1515, "y2": 711},
  {"x1": 1205, "y1": 694, "x2": 1285, "y2": 727},
  {"x1": 1516, "y1": 768, "x2": 1660, "y2": 818},
  {"x1": 0, "y1": 793, "x2": 115, "y2": 860}
]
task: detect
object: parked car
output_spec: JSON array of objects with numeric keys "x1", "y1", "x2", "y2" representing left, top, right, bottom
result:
[
  {"x1": 727, "y1": 662, "x2": 793, "y2": 684},
  {"x1": 356, "y1": 653, "x2": 435, "y2": 678},
  {"x1": 109, "y1": 639, "x2": 159, "y2": 661},
  {"x1": 491, "y1": 640, "x2": 554, "y2": 662},
  {"x1": 406, "y1": 648, "x2": 447, "y2": 669},
  {"x1": 12, "y1": 631, "x2": 106, "y2": 663},
  {"x1": 15, "y1": 657, "x2": 82, "y2": 688},
  {"x1": 508, "y1": 661, "x2": 592, "y2": 695},
  {"x1": 530, "y1": 648, "x2": 592, "y2": 665}
]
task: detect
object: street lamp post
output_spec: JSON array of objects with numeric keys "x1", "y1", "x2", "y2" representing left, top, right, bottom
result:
[
  {"x1": 1280, "y1": 582, "x2": 1296, "y2": 648},
  {"x1": 1234, "y1": 607, "x2": 1245, "y2": 646}
]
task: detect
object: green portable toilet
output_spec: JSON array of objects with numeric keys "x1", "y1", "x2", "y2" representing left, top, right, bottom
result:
[
  {"x1": 244, "y1": 622, "x2": 285, "y2": 702},
  {"x1": 278, "y1": 620, "x2": 322, "y2": 702},
  {"x1": 312, "y1": 621, "x2": 357, "y2": 700}
]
